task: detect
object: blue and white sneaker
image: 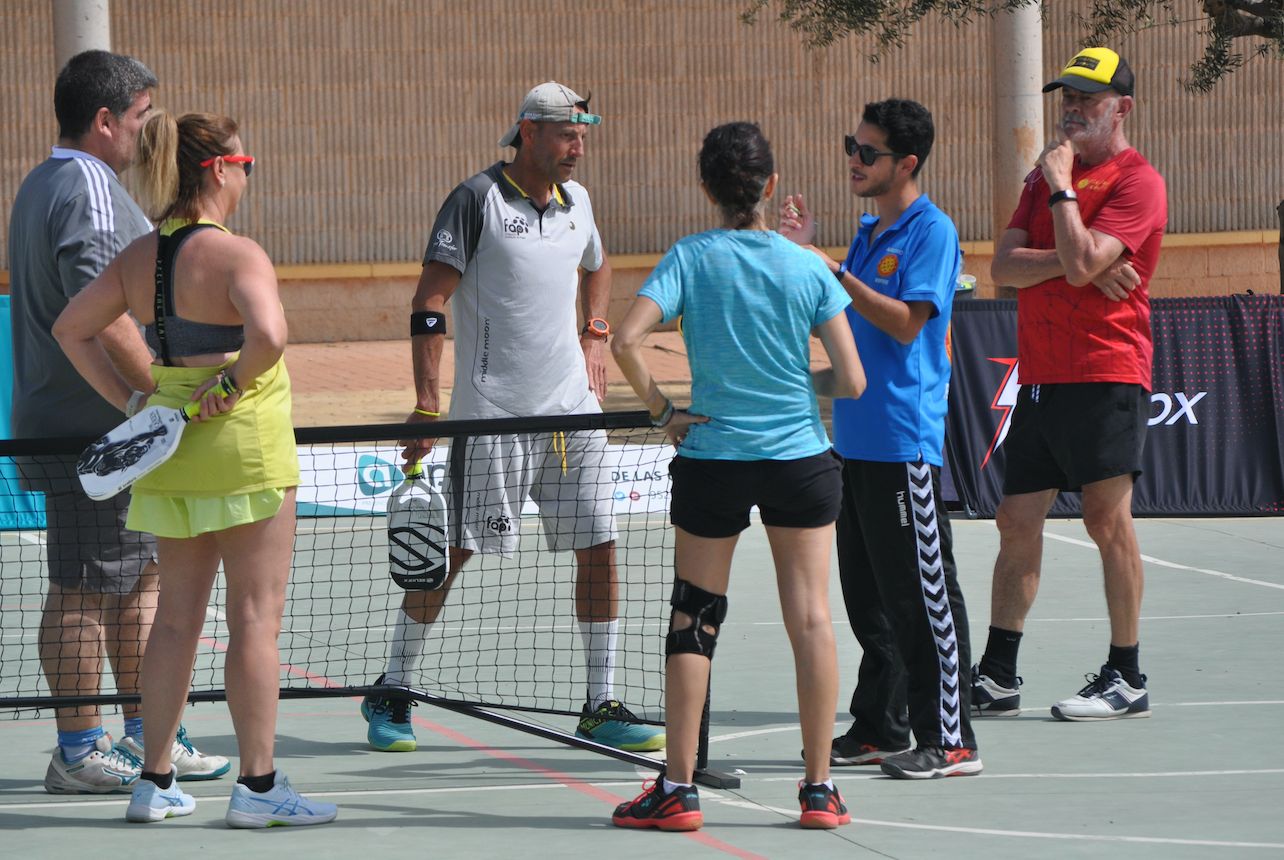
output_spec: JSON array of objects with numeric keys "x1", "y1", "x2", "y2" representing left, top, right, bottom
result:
[
  {"x1": 361, "y1": 674, "x2": 416, "y2": 752},
  {"x1": 225, "y1": 773, "x2": 338, "y2": 828},
  {"x1": 1051, "y1": 666, "x2": 1150, "y2": 721},
  {"x1": 126, "y1": 768, "x2": 196, "y2": 822},
  {"x1": 575, "y1": 700, "x2": 665, "y2": 752},
  {"x1": 117, "y1": 725, "x2": 231, "y2": 781},
  {"x1": 972, "y1": 665, "x2": 1023, "y2": 717},
  {"x1": 44, "y1": 734, "x2": 140, "y2": 794}
]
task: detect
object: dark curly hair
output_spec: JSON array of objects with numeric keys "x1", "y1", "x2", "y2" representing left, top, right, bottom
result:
[{"x1": 698, "y1": 122, "x2": 775, "y2": 229}]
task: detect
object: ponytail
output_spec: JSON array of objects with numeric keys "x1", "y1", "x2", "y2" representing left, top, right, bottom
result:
[
  {"x1": 134, "y1": 110, "x2": 240, "y2": 222},
  {"x1": 135, "y1": 110, "x2": 179, "y2": 220}
]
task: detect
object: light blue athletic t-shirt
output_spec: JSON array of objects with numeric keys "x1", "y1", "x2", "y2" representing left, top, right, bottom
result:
[
  {"x1": 639, "y1": 229, "x2": 850, "y2": 461},
  {"x1": 832, "y1": 194, "x2": 961, "y2": 466}
]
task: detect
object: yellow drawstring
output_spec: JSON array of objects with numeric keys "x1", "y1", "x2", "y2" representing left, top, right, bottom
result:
[{"x1": 553, "y1": 431, "x2": 568, "y2": 475}]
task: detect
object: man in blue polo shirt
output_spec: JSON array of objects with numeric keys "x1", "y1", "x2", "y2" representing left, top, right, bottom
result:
[{"x1": 781, "y1": 98, "x2": 980, "y2": 779}]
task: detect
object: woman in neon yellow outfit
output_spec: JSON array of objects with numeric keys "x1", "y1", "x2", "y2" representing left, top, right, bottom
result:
[{"x1": 54, "y1": 111, "x2": 335, "y2": 827}]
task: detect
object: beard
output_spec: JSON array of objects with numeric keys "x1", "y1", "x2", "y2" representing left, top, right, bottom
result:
[
  {"x1": 855, "y1": 174, "x2": 894, "y2": 199},
  {"x1": 1062, "y1": 106, "x2": 1115, "y2": 148}
]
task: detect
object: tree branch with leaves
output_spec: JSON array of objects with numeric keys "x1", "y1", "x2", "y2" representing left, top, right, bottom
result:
[{"x1": 743, "y1": 0, "x2": 1284, "y2": 91}]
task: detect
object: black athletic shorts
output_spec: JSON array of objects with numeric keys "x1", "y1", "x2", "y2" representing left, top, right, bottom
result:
[
  {"x1": 669, "y1": 450, "x2": 843, "y2": 538},
  {"x1": 1001, "y1": 382, "x2": 1149, "y2": 494}
]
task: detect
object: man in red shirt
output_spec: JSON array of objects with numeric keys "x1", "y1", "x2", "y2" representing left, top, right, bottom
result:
[{"x1": 972, "y1": 47, "x2": 1167, "y2": 721}]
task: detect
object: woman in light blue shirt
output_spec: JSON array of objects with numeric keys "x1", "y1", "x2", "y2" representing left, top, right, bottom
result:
[{"x1": 610, "y1": 122, "x2": 865, "y2": 832}]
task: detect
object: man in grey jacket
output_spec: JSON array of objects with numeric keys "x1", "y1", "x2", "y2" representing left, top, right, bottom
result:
[{"x1": 8, "y1": 49, "x2": 226, "y2": 793}]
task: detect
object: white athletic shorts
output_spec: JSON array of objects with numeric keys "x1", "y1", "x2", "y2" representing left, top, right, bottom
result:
[{"x1": 444, "y1": 429, "x2": 617, "y2": 556}]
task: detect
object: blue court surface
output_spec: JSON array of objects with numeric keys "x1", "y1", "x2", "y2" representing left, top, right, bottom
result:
[{"x1": 1, "y1": 516, "x2": 1281, "y2": 858}]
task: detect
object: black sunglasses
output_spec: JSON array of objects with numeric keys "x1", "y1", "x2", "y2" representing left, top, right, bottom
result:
[{"x1": 844, "y1": 135, "x2": 903, "y2": 166}]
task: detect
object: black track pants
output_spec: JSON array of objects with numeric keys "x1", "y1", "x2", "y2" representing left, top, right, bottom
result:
[{"x1": 836, "y1": 457, "x2": 976, "y2": 750}]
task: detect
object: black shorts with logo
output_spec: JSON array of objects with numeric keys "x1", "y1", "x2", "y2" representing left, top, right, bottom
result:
[
  {"x1": 1001, "y1": 382, "x2": 1149, "y2": 495},
  {"x1": 669, "y1": 450, "x2": 843, "y2": 538}
]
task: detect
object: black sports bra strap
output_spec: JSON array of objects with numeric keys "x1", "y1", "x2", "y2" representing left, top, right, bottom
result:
[{"x1": 153, "y1": 222, "x2": 218, "y2": 367}]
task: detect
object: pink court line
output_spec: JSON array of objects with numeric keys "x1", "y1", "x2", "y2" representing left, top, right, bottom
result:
[{"x1": 196, "y1": 634, "x2": 766, "y2": 859}]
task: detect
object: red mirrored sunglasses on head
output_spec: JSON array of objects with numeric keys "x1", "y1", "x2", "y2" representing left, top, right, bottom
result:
[{"x1": 199, "y1": 154, "x2": 254, "y2": 177}]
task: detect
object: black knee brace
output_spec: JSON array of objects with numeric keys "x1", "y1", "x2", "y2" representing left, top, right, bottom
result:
[{"x1": 665, "y1": 577, "x2": 728, "y2": 660}]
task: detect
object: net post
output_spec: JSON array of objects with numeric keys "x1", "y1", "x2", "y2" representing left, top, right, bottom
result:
[{"x1": 692, "y1": 677, "x2": 740, "y2": 789}]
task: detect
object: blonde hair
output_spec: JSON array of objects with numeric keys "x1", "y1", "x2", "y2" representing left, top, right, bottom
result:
[{"x1": 134, "y1": 110, "x2": 240, "y2": 221}]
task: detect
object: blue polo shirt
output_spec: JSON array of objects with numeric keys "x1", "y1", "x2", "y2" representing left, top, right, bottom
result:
[
  {"x1": 832, "y1": 194, "x2": 961, "y2": 466},
  {"x1": 640, "y1": 229, "x2": 850, "y2": 461}
]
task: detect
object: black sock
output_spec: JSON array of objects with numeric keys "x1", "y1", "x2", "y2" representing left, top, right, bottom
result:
[
  {"x1": 237, "y1": 771, "x2": 277, "y2": 793},
  {"x1": 1107, "y1": 643, "x2": 1143, "y2": 687},
  {"x1": 979, "y1": 626, "x2": 1023, "y2": 687},
  {"x1": 141, "y1": 769, "x2": 173, "y2": 789}
]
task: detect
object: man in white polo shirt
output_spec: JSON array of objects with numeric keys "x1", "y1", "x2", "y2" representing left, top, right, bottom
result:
[{"x1": 361, "y1": 82, "x2": 664, "y2": 755}]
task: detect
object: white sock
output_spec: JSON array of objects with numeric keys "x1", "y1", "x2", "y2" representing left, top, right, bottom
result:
[
  {"x1": 385, "y1": 609, "x2": 428, "y2": 686},
  {"x1": 579, "y1": 619, "x2": 618, "y2": 708},
  {"x1": 663, "y1": 777, "x2": 693, "y2": 794}
]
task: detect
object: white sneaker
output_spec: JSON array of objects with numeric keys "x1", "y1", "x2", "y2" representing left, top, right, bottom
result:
[
  {"x1": 1051, "y1": 666, "x2": 1151, "y2": 721},
  {"x1": 44, "y1": 734, "x2": 140, "y2": 794},
  {"x1": 125, "y1": 767, "x2": 196, "y2": 822},
  {"x1": 117, "y1": 725, "x2": 231, "y2": 781},
  {"x1": 225, "y1": 772, "x2": 338, "y2": 828}
]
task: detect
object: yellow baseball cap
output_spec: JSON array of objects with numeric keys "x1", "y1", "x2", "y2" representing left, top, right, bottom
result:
[{"x1": 1043, "y1": 47, "x2": 1135, "y2": 96}]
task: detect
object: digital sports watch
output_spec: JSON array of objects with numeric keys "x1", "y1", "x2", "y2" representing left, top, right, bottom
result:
[{"x1": 582, "y1": 317, "x2": 610, "y2": 339}]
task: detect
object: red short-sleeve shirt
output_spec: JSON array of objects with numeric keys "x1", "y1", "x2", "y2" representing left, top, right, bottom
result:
[{"x1": 1008, "y1": 148, "x2": 1167, "y2": 389}]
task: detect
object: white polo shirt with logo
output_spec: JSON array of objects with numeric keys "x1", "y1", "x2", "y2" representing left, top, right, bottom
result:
[{"x1": 424, "y1": 161, "x2": 604, "y2": 420}]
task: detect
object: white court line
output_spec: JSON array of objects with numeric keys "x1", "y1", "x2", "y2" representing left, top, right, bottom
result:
[
  {"x1": 749, "y1": 609, "x2": 1284, "y2": 626},
  {"x1": 1044, "y1": 532, "x2": 1284, "y2": 591},
  {"x1": 753, "y1": 768, "x2": 1284, "y2": 781},
  {"x1": 715, "y1": 799, "x2": 1284, "y2": 850},
  {"x1": 0, "y1": 779, "x2": 643, "y2": 812},
  {"x1": 708, "y1": 701, "x2": 1284, "y2": 743},
  {"x1": 1032, "y1": 610, "x2": 1284, "y2": 622},
  {"x1": 10, "y1": 780, "x2": 1281, "y2": 850}
]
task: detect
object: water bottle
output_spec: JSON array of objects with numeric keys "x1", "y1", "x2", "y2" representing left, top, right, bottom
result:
[{"x1": 387, "y1": 462, "x2": 448, "y2": 590}]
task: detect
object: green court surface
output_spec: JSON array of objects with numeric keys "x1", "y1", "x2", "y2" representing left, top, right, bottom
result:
[{"x1": 1, "y1": 516, "x2": 1282, "y2": 858}]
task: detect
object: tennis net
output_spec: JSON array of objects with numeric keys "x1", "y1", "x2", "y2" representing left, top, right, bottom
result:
[{"x1": 0, "y1": 412, "x2": 674, "y2": 729}]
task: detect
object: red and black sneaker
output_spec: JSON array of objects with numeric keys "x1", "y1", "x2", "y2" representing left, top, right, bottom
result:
[
  {"x1": 798, "y1": 780, "x2": 852, "y2": 829},
  {"x1": 880, "y1": 746, "x2": 983, "y2": 779},
  {"x1": 611, "y1": 777, "x2": 702, "y2": 831}
]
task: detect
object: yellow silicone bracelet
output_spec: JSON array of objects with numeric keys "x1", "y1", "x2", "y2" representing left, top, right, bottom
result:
[{"x1": 413, "y1": 408, "x2": 440, "y2": 417}]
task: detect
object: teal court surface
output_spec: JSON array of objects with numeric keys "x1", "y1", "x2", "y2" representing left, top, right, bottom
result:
[{"x1": 1, "y1": 516, "x2": 1281, "y2": 858}]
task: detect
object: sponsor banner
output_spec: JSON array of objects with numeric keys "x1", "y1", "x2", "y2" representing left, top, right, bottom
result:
[
  {"x1": 0, "y1": 296, "x2": 47, "y2": 529},
  {"x1": 944, "y1": 296, "x2": 1284, "y2": 517},
  {"x1": 296, "y1": 443, "x2": 675, "y2": 518}
]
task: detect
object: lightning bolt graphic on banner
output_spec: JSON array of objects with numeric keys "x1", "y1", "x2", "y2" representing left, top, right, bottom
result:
[{"x1": 981, "y1": 358, "x2": 1020, "y2": 470}]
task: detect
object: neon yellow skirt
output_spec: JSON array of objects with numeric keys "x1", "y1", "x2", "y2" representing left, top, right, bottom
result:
[{"x1": 127, "y1": 488, "x2": 286, "y2": 539}]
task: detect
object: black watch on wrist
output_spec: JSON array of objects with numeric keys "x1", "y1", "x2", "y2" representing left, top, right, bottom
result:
[{"x1": 1048, "y1": 188, "x2": 1079, "y2": 207}]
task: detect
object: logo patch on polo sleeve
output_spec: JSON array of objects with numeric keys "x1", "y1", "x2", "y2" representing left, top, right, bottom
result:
[
  {"x1": 877, "y1": 254, "x2": 900, "y2": 277},
  {"x1": 434, "y1": 229, "x2": 457, "y2": 252}
]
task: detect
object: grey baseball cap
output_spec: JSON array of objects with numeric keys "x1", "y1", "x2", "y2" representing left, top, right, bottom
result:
[{"x1": 497, "y1": 81, "x2": 601, "y2": 147}]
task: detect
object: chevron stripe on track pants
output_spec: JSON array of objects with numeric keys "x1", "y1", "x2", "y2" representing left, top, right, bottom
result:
[{"x1": 835, "y1": 457, "x2": 978, "y2": 751}]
